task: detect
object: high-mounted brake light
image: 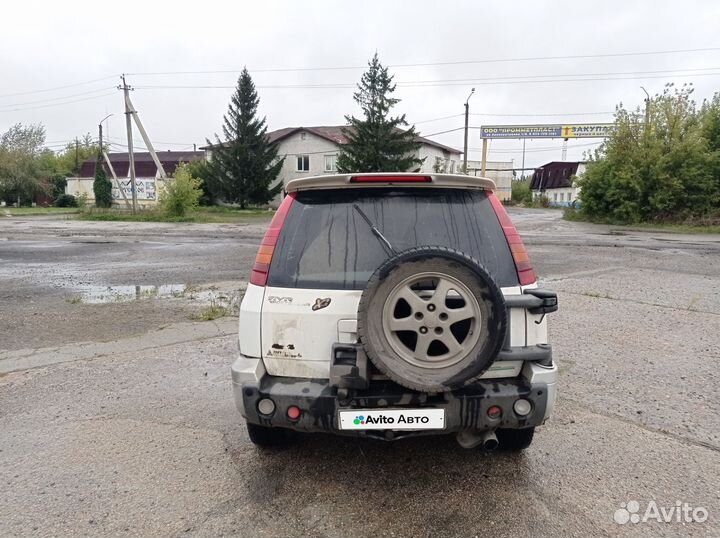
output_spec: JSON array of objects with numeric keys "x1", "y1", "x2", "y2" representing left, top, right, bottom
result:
[
  {"x1": 249, "y1": 193, "x2": 296, "y2": 287},
  {"x1": 350, "y1": 175, "x2": 432, "y2": 183},
  {"x1": 488, "y1": 193, "x2": 536, "y2": 286}
]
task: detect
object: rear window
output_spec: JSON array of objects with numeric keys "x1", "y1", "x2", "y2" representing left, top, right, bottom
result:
[{"x1": 268, "y1": 188, "x2": 518, "y2": 290}]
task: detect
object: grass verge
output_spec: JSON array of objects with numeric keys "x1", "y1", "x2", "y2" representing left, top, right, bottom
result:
[
  {"x1": 563, "y1": 208, "x2": 720, "y2": 234},
  {"x1": 77, "y1": 207, "x2": 273, "y2": 223},
  {"x1": 2, "y1": 207, "x2": 81, "y2": 216}
]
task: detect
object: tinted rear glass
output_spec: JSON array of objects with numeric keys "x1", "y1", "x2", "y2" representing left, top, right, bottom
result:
[{"x1": 268, "y1": 188, "x2": 518, "y2": 289}]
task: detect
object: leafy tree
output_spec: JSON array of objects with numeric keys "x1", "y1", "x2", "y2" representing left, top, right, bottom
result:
[
  {"x1": 337, "y1": 54, "x2": 423, "y2": 173},
  {"x1": 53, "y1": 135, "x2": 98, "y2": 176},
  {"x1": 185, "y1": 159, "x2": 214, "y2": 205},
  {"x1": 205, "y1": 68, "x2": 283, "y2": 208},
  {"x1": 160, "y1": 163, "x2": 203, "y2": 217},
  {"x1": 0, "y1": 123, "x2": 47, "y2": 205},
  {"x1": 93, "y1": 153, "x2": 113, "y2": 208},
  {"x1": 579, "y1": 84, "x2": 720, "y2": 223},
  {"x1": 511, "y1": 178, "x2": 533, "y2": 205}
]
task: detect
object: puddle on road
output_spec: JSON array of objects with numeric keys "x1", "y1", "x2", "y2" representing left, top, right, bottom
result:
[
  {"x1": 75, "y1": 283, "x2": 239, "y2": 306},
  {"x1": 78, "y1": 284, "x2": 188, "y2": 304}
]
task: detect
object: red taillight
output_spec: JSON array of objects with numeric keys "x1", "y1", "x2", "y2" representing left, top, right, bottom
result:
[
  {"x1": 287, "y1": 406, "x2": 301, "y2": 421},
  {"x1": 488, "y1": 193, "x2": 536, "y2": 286},
  {"x1": 350, "y1": 175, "x2": 432, "y2": 183},
  {"x1": 249, "y1": 193, "x2": 296, "y2": 287}
]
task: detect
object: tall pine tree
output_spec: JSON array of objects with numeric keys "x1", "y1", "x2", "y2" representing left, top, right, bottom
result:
[
  {"x1": 337, "y1": 54, "x2": 423, "y2": 173},
  {"x1": 206, "y1": 68, "x2": 283, "y2": 207}
]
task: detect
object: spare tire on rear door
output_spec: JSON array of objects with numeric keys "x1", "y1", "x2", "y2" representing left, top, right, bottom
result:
[{"x1": 357, "y1": 246, "x2": 507, "y2": 393}]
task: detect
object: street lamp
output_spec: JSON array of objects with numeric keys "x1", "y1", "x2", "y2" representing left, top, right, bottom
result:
[
  {"x1": 640, "y1": 86, "x2": 650, "y2": 127},
  {"x1": 463, "y1": 88, "x2": 475, "y2": 174},
  {"x1": 98, "y1": 113, "x2": 114, "y2": 154}
]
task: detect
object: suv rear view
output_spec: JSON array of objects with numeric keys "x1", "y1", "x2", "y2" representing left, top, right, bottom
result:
[{"x1": 232, "y1": 173, "x2": 558, "y2": 450}]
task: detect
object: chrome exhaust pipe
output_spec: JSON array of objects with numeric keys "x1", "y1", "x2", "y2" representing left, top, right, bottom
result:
[
  {"x1": 456, "y1": 430, "x2": 499, "y2": 450},
  {"x1": 481, "y1": 430, "x2": 499, "y2": 451}
]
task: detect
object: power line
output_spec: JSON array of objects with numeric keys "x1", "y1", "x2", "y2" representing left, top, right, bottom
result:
[
  {"x1": 132, "y1": 67, "x2": 720, "y2": 91},
  {"x1": 0, "y1": 87, "x2": 117, "y2": 109},
  {"x1": 0, "y1": 75, "x2": 118, "y2": 99},
  {"x1": 0, "y1": 91, "x2": 117, "y2": 113},
  {"x1": 125, "y1": 46, "x2": 720, "y2": 76}
]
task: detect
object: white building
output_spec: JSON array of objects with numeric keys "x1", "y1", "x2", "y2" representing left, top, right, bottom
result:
[
  {"x1": 530, "y1": 161, "x2": 586, "y2": 207},
  {"x1": 66, "y1": 151, "x2": 204, "y2": 208},
  {"x1": 204, "y1": 125, "x2": 462, "y2": 204},
  {"x1": 463, "y1": 159, "x2": 514, "y2": 202}
]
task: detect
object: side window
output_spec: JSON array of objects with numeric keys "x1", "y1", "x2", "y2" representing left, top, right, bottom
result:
[
  {"x1": 324, "y1": 155, "x2": 337, "y2": 172},
  {"x1": 296, "y1": 155, "x2": 310, "y2": 172}
]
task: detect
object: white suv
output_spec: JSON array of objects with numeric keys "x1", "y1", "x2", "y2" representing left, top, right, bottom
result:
[{"x1": 231, "y1": 173, "x2": 558, "y2": 450}]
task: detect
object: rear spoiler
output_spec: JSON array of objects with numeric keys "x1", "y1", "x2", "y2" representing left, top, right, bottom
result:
[{"x1": 286, "y1": 173, "x2": 496, "y2": 193}]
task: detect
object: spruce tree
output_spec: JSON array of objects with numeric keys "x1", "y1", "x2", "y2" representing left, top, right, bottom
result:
[
  {"x1": 206, "y1": 68, "x2": 283, "y2": 207},
  {"x1": 337, "y1": 54, "x2": 423, "y2": 173},
  {"x1": 92, "y1": 153, "x2": 113, "y2": 208}
]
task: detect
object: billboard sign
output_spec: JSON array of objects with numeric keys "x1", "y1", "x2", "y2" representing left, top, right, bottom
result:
[{"x1": 480, "y1": 123, "x2": 613, "y2": 139}]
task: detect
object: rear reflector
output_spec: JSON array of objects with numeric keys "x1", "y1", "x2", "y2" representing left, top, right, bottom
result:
[
  {"x1": 488, "y1": 193, "x2": 537, "y2": 286},
  {"x1": 350, "y1": 175, "x2": 432, "y2": 183},
  {"x1": 249, "y1": 193, "x2": 296, "y2": 286}
]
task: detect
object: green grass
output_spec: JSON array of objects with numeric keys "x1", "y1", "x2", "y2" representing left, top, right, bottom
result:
[
  {"x1": 77, "y1": 206, "x2": 274, "y2": 223},
  {"x1": 194, "y1": 304, "x2": 228, "y2": 321},
  {"x1": 2, "y1": 206, "x2": 81, "y2": 215},
  {"x1": 563, "y1": 208, "x2": 720, "y2": 234}
]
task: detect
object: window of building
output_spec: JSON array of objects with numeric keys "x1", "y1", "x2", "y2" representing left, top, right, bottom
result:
[
  {"x1": 296, "y1": 155, "x2": 310, "y2": 172},
  {"x1": 300, "y1": 132, "x2": 307, "y2": 141},
  {"x1": 324, "y1": 155, "x2": 337, "y2": 172},
  {"x1": 567, "y1": 192, "x2": 572, "y2": 201},
  {"x1": 560, "y1": 193, "x2": 564, "y2": 201},
  {"x1": 553, "y1": 193, "x2": 558, "y2": 202}
]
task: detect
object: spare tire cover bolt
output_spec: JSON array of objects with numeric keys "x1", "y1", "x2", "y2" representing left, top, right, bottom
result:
[
  {"x1": 419, "y1": 326, "x2": 428, "y2": 334},
  {"x1": 439, "y1": 313, "x2": 448, "y2": 321},
  {"x1": 434, "y1": 327, "x2": 443, "y2": 334},
  {"x1": 414, "y1": 312, "x2": 424, "y2": 320},
  {"x1": 428, "y1": 304, "x2": 436, "y2": 311}
]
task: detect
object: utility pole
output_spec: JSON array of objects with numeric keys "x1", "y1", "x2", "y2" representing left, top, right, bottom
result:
[
  {"x1": 521, "y1": 139, "x2": 526, "y2": 179},
  {"x1": 561, "y1": 138, "x2": 568, "y2": 161},
  {"x1": 75, "y1": 138, "x2": 79, "y2": 172},
  {"x1": 641, "y1": 86, "x2": 650, "y2": 128},
  {"x1": 463, "y1": 88, "x2": 475, "y2": 173},
  {"x1": 120, "y1": 74, "x2": 137, "y2": 213}
]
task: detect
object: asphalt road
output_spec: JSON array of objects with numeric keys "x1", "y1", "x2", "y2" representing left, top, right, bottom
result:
[{"x1": 1, "y1": 210, "x2": 719, "y2": 538}]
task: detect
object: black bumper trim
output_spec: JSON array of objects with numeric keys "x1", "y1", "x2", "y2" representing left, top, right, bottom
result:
[{"x1": 241, "y1": 375, "x2": 550, "y2": 439}]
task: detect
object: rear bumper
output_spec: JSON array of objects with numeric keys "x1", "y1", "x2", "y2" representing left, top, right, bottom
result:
[{"x1": 231, "y1": 356, "x2": 557, "y2": 440}]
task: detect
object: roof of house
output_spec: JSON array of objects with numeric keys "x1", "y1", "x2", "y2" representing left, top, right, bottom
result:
[
  {"x1": 530, "y1": 161, "x2": 585, "y2": 190},
  {"x1": 203, "y1": 125, "x2": 461, "y2": 155},
  {"x1": 78, "y1": 151, "x2": 204, "y2": 178}
]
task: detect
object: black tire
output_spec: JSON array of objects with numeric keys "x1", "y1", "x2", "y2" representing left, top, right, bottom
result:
[
  {"x1": 357, "y1": 246, "x2": 507, "y2": 393},
  {"x1": 246, "y1": 422, "x2": 293, "y2": 448},
  {"x1": 496, "y1": 427, "x2": 535, "y2": 451}
]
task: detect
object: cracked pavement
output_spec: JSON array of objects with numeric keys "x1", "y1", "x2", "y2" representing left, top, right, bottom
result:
[{"x1": 1, "y1": 210, "x2": 719, "y2": 537}]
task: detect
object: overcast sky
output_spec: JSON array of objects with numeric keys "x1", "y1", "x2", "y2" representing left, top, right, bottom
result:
[{"x1": 2, "y1": 0, "x2": 720, "y2": 170}]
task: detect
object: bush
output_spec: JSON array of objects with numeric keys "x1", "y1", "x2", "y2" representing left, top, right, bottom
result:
[
  {"x1": 159, "y1": 163, "x2": 203, "y2": 217},
  {"x1": 511, "y1": 179, "x2": 533, "y2": 205},
  {"x1": 579, "y1": 85, "x2": 720, "y2": 224},
  {"x1": 54, "y1": 194, "x2": 78, "y2": 207}
]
